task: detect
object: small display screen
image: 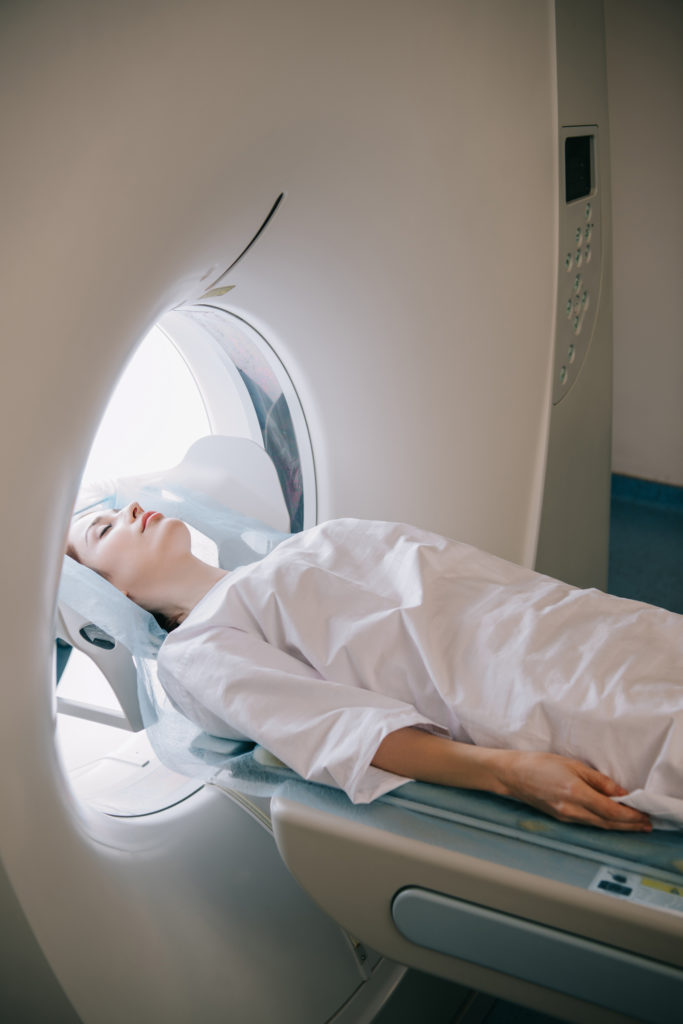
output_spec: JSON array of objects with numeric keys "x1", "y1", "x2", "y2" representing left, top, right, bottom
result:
[{"x1": 565, "y1": 135, "x2": 593, "y2": 203}]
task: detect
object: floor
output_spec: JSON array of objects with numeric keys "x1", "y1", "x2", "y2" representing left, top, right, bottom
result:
[
  {"x1": 607, "y1": 474, "x2": 683, "y2": 615},
  {"x1": 386, "y1": 475, "x2": 683, "y2": 1024}
]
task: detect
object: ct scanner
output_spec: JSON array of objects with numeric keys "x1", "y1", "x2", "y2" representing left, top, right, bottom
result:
[{"x1": 2, "y1": 2, "x2": 681, "y2": 1023}]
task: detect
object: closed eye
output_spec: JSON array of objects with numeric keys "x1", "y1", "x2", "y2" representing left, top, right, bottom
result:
[{"x1": 99, "y1": 523, "x2": 112, "y2": 539}]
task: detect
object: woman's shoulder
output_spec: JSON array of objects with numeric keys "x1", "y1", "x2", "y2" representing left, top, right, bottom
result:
[{"x1": 294, "y1": 517, "x2": 444, "y2": 543}]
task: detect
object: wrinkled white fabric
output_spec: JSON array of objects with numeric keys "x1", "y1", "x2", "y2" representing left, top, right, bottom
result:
[{"x1": 157, "y1": 519, "x2": 683, "y2": 822}]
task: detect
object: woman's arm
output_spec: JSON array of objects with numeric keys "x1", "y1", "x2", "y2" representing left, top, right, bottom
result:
[{"x1": 372, "y1": 727, "x2": 652, "y2": 831}]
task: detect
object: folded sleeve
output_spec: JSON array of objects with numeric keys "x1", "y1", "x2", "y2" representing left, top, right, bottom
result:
[{"x1": 158, "y1": 625, "x2": 448, "y2": 803}]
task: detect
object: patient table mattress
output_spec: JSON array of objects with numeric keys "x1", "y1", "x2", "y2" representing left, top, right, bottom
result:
[{"x1": 215, "y1": 750, "x2": 683, "y2": 879}]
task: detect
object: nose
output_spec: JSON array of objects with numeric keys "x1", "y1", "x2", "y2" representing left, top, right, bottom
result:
[{"x1": 127, "y1": 501, "x2": 143, "y2": 521}]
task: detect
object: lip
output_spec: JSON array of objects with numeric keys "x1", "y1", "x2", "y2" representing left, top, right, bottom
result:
[{"x1": 141, "y1": 510, "x2": 161, "y2": 532}]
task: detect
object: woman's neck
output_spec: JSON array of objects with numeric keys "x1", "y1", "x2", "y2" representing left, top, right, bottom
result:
[{"x1": 149, "y1": 555, "x2": 228, "y2": 627}]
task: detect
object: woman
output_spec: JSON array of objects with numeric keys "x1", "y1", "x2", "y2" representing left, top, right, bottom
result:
[{"x1": 68, "y1": 502, "x2": 683, "y2": 830}]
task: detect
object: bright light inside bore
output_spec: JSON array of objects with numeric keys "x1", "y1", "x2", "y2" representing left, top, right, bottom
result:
[
  {"x1": 58, "y1": 324, "x2": 215, "y2": 776},
  {"x1": 82, "y1": 325, "x2": 210, "y2": 484}
]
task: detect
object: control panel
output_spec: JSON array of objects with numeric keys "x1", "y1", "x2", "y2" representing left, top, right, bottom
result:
[{"x1": 553, "y1": 125, "x2": 602, "y2": 404}]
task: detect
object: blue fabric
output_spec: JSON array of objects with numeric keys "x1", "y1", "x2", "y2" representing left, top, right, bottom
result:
[{"x1": 59, "y1": 555, "x2": 167, "y2": 658}]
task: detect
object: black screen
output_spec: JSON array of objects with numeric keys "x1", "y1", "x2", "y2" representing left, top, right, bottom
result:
[{"x1": 565, "y1": 135, "x2": 592, "y2": 203}]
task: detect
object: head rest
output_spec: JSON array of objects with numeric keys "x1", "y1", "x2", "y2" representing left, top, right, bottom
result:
[{"x1": 58, "y1": 555, "x2": 166, "y2": 659}]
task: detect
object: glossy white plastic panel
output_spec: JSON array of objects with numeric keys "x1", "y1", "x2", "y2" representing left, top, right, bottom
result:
[
  {"x1": 534, "y1": 0, "x2": 613, "y2": 589},
  {"x1": 0, "y1": 2, "x2": 594, "y2": 1022},
  {"x1": 272, "y1": 793, "x2": 682, "y2": 1024}
]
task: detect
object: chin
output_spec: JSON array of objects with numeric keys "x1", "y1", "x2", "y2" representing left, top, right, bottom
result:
[
  {"x1": 157, "y1": 516, "x2": 192, "y2": 551},
  {"x1": 168, "y1": 516, "x2": 191, "y2": 537}
]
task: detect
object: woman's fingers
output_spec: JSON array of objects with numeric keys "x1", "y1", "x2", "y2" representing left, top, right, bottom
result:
[
  {"x1": 503, "y1": 752, "x2": 652, "y2": 831},
  {"x1": 554, "y1": 785, "x2": 651, "y2": 830},
  {"x1": 582, "y1": 767, "x2": 629, "y2": 797},
  {"x1": 573, "y1": 766, "x2": 652, "y2": 830}
]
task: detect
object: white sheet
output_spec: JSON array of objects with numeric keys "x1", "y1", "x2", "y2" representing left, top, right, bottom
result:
[{"x1": 157, "y1": 519, "x2": 683, "y2": 826}]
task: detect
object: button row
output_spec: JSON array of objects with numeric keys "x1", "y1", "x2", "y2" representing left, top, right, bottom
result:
[
  {"x1": 565, "y1": 286, "x2": 590, "y2": 319},
  {"x1": 553, "y1": 193, "x2": 598, "y2": 402},
  {"x1": 565, "y1": 208, "x2": 595, "y2": 274},
  {"x1": 559, "y1": 340, "x2": 580, "y2": 386},
  {"x1": 564, "y1": 236, "x2": 593, "y2": 272}
]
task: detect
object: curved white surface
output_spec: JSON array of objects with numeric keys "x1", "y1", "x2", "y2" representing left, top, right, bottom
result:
[{"x1": 0, "y1": 2, "x2": 568, "y2": 1021}]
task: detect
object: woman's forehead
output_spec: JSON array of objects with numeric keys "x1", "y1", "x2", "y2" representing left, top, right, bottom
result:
[
  {"x1": 72, "y1": 508, "x2": 99, "y2": 531},
  {"x1": 69, "y1": 509, "x2": 107, "y2": 552},
  {"x1": 72, "y1": 505, "x2": 118, "y2": 529}
]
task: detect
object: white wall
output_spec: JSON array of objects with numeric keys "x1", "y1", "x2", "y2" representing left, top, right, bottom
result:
[{"x1": 605, "y1": 0, "x2": 683, "y2": 486}]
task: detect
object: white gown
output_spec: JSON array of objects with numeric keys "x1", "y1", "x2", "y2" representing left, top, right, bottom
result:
[{"x1": 157, "y1": 519, "x2": 683, "y2": 825}]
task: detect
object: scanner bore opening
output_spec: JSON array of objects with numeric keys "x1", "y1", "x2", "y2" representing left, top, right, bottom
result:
[{"x1": 56, "y1": 307, "x2": 314, "y2": 816}]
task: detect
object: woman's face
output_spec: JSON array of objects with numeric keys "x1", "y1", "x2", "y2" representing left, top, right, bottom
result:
[{"x1": 68, "y1": 502, "x2": 190, "y2": 607}]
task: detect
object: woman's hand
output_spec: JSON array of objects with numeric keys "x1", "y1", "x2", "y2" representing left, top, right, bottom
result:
[
  {"x1": 495, "y1": 750, "x2": 652, "y2": 831},
  {"x1": 372, "y1": 729, "x2": 652, "y2": 831}
]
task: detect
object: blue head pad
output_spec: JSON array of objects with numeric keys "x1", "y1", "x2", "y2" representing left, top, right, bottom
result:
[{"x1": 59, "y1": 554, "x2": 167, "y2": 659}]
